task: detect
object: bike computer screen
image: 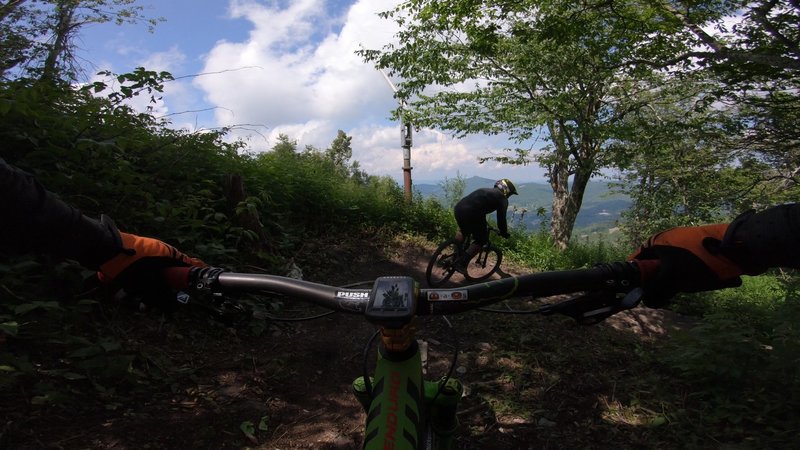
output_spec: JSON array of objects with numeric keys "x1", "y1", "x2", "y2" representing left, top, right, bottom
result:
[{"x1": 365, "y1": 276, "x2": 416, "y2": 327}]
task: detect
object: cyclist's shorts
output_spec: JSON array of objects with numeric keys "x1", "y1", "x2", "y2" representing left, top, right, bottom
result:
[{"x1": 455, "y1": 207, "x2": 489, "y2": 245}]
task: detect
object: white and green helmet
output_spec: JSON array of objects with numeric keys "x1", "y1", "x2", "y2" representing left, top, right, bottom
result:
[{"x1": 494, "y1": 178, "x2": 518, "y2": 197}]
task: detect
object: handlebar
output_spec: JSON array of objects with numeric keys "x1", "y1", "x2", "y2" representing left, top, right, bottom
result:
[{"x1": 165, "y1": 259, "x2": 660, "y2": 325}]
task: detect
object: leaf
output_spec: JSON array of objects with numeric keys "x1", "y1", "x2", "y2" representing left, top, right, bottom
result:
[
  {"x1": 258, "y1": 416, "x2": 269, "y2": 431},
  {"x1": 649, "y1": 415, "x2": 668, "y2": 427},
  {"x1": 14, "y1": 301, "x2": 61, "y2": 315},
  {"x1": 0, "y1": 322, "x2": 19, "y2": 336},
  {"x1": 13, "y1": 303, "x2": 40, "y2": 315},
  {"x1": 31, "y1": 396, "x2": 51, "y2": 405},
  {"x1": 12, "y1": 260, "x2": 42, "y2": 271},
  {"x1": 68, "y1": 346, "x2": 101, "y2": 359},
  {"x1": 99, "y1": 340, "x2": 121, "y2": 352},
  {"x1": 76, "y1": 299, "x2": 99, "y2": 306},
  {"x1": 62, "y1": 372, "x2": 87, "y2": 380},
  {"x1": 239, "y1": 421, "x2": 258, "y2": 444}
]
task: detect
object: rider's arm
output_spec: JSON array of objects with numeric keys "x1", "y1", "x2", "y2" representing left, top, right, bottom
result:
[
  {"x1": 496, "y1": 196, "x2": 510, "y2": 237},
  {"x1": 630, "y1": 203, "x2": 800, "y2": 307},
  {"x1": 0, "y1": 157, "x2": 205, "y2": 288},
  {"x1": 722, "y1": 203, "x2": 800, "y2": 274},
  {"x1": 0, "y1": 157, "x2": 121, "y2": 269}
]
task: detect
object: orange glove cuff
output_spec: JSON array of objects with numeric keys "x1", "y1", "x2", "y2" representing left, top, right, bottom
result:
[{"x1": 98, "y1": 232, "x2": 206, "y2": 283}]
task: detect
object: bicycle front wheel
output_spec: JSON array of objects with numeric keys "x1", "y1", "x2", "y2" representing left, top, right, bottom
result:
[
  {"x1": 426, "y1": 240, "x2": 460, "y2": 287},
  {"x1": 464, "y1": 246, "x2": 502, "y2": 282}
]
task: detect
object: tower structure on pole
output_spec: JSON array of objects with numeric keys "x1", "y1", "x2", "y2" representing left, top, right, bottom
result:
[{"x1": 380, "y1": 70, "x2": 413, "y2": 204}]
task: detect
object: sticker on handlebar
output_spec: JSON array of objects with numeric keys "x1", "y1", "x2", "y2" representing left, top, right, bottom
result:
[
  {"x1": 427, "y1": 290, "x2": 468, "y2": 301},
  {"x1": 336, "y1": 291, "x2": 370, "y2": 299},
  {"x1": 334, "y1": 290, "x2": 371, "y2": 313}
]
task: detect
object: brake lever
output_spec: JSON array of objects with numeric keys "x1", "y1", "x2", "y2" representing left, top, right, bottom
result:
[{"x1": 538, "y1": 287, "x2": 644, "y2": 325}]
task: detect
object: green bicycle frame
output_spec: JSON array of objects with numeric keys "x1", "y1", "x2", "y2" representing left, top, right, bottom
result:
[{"x1": 352, "y1": 339, "x2": 463, "y2": 450}]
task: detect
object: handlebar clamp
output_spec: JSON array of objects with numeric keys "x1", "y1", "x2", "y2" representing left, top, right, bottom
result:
[{"x1": 189, "y1": 266, "x2": 227, "y2": 293}]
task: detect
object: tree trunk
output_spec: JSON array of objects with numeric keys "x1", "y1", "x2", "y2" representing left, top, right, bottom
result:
[
  {"x1": 546, "y1": 120, "x2": 595, "y2": 250},
  {"x1": 40, "y1": 1, "x2": 75, "y2": 83},
  {"x1": 223, "y1": 173, "x2": 272, "y2": 251},
  {"x1": 549, "y1": 171, "x2": 571, "y2": 250}
]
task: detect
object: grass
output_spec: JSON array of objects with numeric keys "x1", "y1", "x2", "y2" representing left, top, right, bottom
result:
[{"x1": 474, "y1": 234, "x2": 800, "y2": 449}]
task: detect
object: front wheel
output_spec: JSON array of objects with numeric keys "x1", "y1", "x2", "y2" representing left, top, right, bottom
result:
[
  {"x1": 426, "y1": 240, "x2": 460, "y2": 287},
  {"x1": 464, "y1": 246, "x2": 502, "y2": 282}
]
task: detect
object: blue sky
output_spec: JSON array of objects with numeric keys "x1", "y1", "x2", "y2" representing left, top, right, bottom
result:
[{"x1": 75, "y1": 0, "x2": 548, "y2": 184}]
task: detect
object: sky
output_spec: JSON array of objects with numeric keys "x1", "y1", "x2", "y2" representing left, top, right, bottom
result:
[{"x1": 75, "y1": 0, "x2": 549, "y2": 185}]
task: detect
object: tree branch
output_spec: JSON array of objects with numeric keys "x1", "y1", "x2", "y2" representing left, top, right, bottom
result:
[
  {"x1": 750, "y1": 0, "x2": 800, "y2": 59},
  {"x1": 648, "y1": 0, "x2": 800, "y2": 71},
  {"x1": 0, "y1": 0, "x2": 26, "y2": 23}
]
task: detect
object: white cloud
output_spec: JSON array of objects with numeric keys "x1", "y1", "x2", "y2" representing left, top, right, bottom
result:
[
  {"x1": 188, "y1": 0, "x2": 546, "y2": 183},
  {"x1": 139, "y1": 46, "x2": 186, "y2": 73}
]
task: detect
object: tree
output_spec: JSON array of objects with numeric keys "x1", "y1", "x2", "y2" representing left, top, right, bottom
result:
[
  {"x1": 271, "y1": 133, "x2": 298, "y2": 157},
  {"x1": 361, "y1": 0, "x2": 669, "y2": 249},
  {"x1": 604, "y1": 0, "x2": 800, "y2": 237},
  {"x1": 639, "y1": 0, "x2": 800, "y2": 78},
  {"x1": 736, "y1": 91, "x2": 800, "y2": 193},
  {"x1": 324, "y1": 129, "x2": 369, "y2": 182},
  {"x1": 633, "y1": 0, "x2": 800, "y2": 193},
  {"x1": 0, "y1": 0, "x2": 162, "y2": 82},
  {"x1": 612, "y1": 68, "x2": 800, "y2": 246},
  {"x1": 325, "y1": 129, "x2": 353, "y2": 169},
  {"x1": 610, "y1": 76, "x2": 740, "y2": 242},
  {"x1": 439, "y1": 172, "x2": 466, "y2": 209},
  {"x1": 0, "y1": 0, "x2": 42, "y2": 76}
]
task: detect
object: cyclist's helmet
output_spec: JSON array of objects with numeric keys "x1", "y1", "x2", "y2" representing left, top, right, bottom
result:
[{"x1": 494, "y1": 178, "x2": 518, "y2": 197}]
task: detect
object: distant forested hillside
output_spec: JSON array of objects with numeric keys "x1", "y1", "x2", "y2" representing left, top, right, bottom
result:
[{"x1": 414, "y1": 176, "x2": 630, "y2": 234}]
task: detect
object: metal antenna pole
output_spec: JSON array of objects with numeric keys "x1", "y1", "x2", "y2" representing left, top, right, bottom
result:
[{"x1": 380, "y1": 70, "x2": 413, "y2": 204}]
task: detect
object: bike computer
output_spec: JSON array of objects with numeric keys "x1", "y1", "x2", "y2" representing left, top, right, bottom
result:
[{"x1": 365, "y1": 276, "x2": 417, "y2": 327}]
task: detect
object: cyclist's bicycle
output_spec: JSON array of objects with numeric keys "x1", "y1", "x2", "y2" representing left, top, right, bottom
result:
[
  {"x1": 426, "y1": 227, "x2": 503, "y2": 287},
  {"x1": 165, "y1": 259, "x2": 658, "y2": 450}
]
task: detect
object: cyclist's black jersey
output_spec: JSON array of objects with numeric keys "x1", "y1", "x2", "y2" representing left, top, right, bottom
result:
[
  {"x1": 454, "y1": 187, "x2": 509, "y2": 236},
  {"x1": 0, "y1": 158, "x2": 119, "y2": 268}
]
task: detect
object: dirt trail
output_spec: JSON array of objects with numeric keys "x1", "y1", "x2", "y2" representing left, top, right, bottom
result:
[{"x1": 5, "y1": 239, "x2": 695, "y2": 449}]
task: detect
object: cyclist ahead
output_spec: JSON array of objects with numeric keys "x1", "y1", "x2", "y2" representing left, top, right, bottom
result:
[{"x1": 453, "y1": 178, "x2": 518, "y2": 269}]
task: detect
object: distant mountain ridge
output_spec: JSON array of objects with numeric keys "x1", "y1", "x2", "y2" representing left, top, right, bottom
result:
[{"x1": 413, "y1": 176, "x2": 630, "y2": 232}]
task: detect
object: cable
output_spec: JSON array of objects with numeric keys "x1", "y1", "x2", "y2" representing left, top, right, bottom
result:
[
  {"x1": 477, "y1": 307, "x2": 545, "y2": 314},
  {"x1": 257, "y1": 310, "x2": 337, "y2": 322},
  {"x1": 362, "y1": 329, "x2": 382, "y2": 399},
  {"x1": 430, "y1": 315, "x2": 458, "y2": 405}
]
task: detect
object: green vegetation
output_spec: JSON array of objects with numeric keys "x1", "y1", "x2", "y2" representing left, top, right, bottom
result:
[
  {"x1": 0, "y1": 71, "x2": 452, "y2": 414},
  {"x1": 1, "y1": 0, "x2": 798, "y2": 448},
  {"x1": 361, "y1": 0, "x2": 800, "y2": 252},
  {"x1": 3, "y1": 71, "x2": 796, "y2": 445},
  {"x1": 658, "y1": 275, "x2": 800, "y2": 447}
]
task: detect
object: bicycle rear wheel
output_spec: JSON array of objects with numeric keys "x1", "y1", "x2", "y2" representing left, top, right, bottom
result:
[
  {"x1": 464, "y1": 245, "x2": 502, "y2": 282},
  {"x1": 426, "y1": 240, "x2": 460, "y2": 287}
]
